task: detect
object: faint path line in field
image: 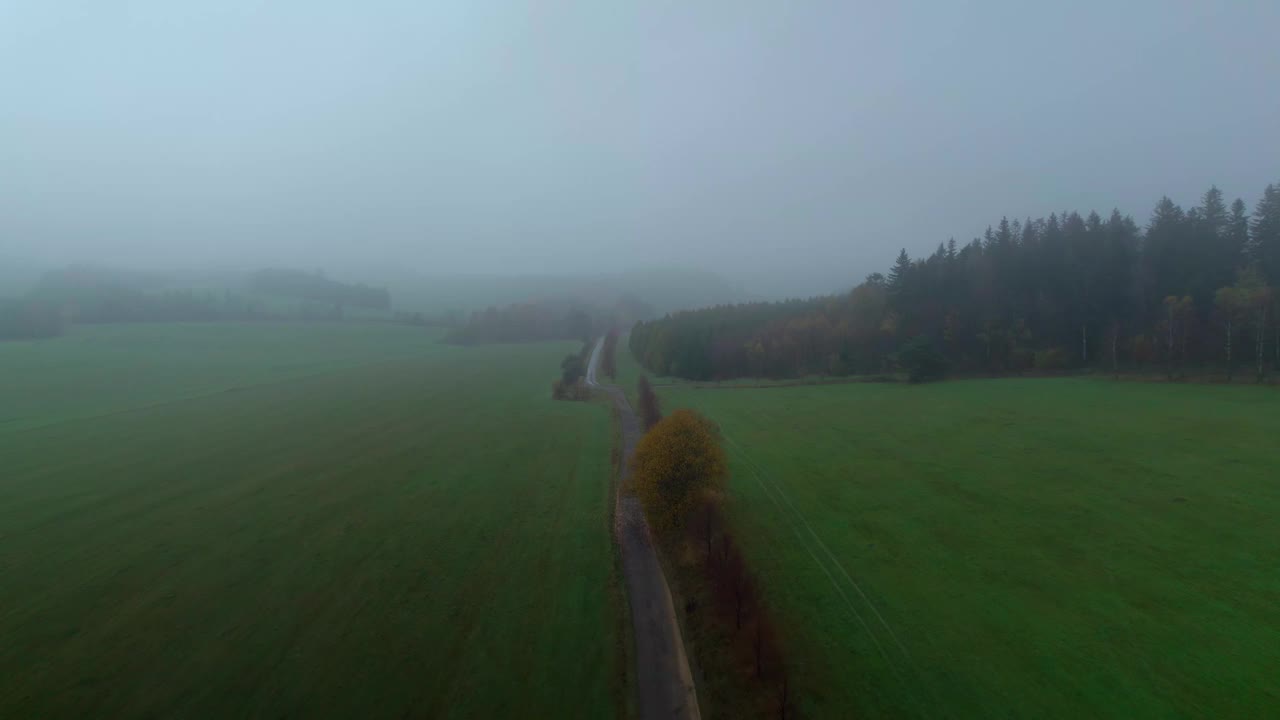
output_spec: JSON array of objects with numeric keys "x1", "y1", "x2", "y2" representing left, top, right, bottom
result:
[
  {"x1": 717, "y1": 427, "x2": 912, "y2": 661},
  {"x1": 739, "y1": 451, "x2": 891, "y2": 664},
  {"x1": 4, "y1": 351, "x2": 444, "y2": 437},
  {"x1": 710, "y1": 422, "x2": 939, "y2": 715}
]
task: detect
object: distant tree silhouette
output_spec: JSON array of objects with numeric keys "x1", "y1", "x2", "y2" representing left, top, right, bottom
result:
[
  {"x1": 249, "y1": 268, "x2": 390, "y2": 309},
  {"x1": 560, "y1": 354, "x2": 585, "y2": 385},
  {"x1": 451, "y1": 303, "x2": 598, "y2": 344}
]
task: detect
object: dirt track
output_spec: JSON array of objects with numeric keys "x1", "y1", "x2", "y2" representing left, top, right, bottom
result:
[{"x1": 587, "y1": 339, "x2": 700, "y2": 720}]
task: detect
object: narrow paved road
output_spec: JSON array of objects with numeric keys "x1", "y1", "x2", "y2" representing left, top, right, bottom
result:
[{"x1": 587, "y1": 338, "x2": 701, "y2": 720}]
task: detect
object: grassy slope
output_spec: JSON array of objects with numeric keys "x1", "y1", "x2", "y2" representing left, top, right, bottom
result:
[
  {"x1": 0, "y1": 324, "x2": 620, "y2": 718},
  {"x1": 661, "y1": 378, "x2": 1280, "y2": 719}
]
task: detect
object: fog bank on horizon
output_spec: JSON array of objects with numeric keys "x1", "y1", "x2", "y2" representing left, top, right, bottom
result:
[{"x1": 3, "y1": 1, "x2": 1278, "y2": 298}]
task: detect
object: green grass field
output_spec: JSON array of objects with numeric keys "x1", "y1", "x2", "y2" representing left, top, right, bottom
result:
[
  {"x1": 0, "y1": 324, "x2": 622, "y2": 718},
  {"x1": 661, "y1": 377, "x2": 1280, "y2": 718},
  {"x1": 0, "y1": 323, "x2": 439, "y2": 432}
]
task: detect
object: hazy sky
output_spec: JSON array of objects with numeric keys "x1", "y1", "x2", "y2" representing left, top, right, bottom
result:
[{"x1": 3, "y1": 1, "x2": 1278, "y2": 295}]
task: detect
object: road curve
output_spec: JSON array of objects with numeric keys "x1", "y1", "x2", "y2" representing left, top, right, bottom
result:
[{"x1": 587, "y1": 337, "x2": 701, "y2": 720}]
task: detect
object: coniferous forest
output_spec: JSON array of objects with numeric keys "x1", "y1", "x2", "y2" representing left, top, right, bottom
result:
[{"x1": 631, "y1": 184, "x2": 1280, "y2": 381}]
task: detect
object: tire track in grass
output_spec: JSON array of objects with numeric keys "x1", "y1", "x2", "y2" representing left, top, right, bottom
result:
[
  {"x1": 722, "y1": 429, "x2": 911, "y2": 658},
  {"x1": 715, "y1": 427, "x2": 908, "y2": 685},
  {"x1": 688, "y1": 398, "x2": 936, "y2": 715}
]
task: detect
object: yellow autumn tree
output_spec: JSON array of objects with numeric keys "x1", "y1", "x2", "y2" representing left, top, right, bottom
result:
[{"x1": 631, "y1": 409, "x2": 727, "y2": 531}]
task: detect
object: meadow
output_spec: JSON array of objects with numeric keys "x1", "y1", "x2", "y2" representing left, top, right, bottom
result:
[
  {"x1": 0, "y1": 323, "x2": 623, "y2": 718},
  {"x1": 660, "y1": 377, "x2": 1280, "y2": 718},
  {"x1": 0, "y1": 322, "x2": 437, "y2": 432}
]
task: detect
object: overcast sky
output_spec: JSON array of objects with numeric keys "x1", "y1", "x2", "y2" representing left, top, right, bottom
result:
[{"x1": 3, "y1": 1, "x2": 1278, "y2": 295}]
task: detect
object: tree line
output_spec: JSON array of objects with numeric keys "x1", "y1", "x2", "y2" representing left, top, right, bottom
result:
[
  {"x1": 448, "y1": 293, "x2": 663, "y2": 346},
  {"x1": 631, "y1": 406, "x2": 790, "y2": 718},
  {"x1": 1, "y1": 285, "x2": 269, "y2": 339},
  {"x1": 553, "y1": 354, "x2": 787, "y2": 713},
  {"x1": 248, "y1": 268, "x2": 391, "y2": 310},
  {"x1": 631, "y1": 182, "x2": 1280, "y2": 382},
  {"x1": 1, "y1": 266, "x2": 400, "y2": 340},
  {"x1": 449, "y1": 303, "x2": 595, "y2": 344}
]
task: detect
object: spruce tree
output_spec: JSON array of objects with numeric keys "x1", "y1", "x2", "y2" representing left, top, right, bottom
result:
[
  {"x1": 1252, "y1": 183, "x2": 1280, "y2": 283},
  {"x1": 1229, "y1": 198, "x2": 1251, "y2": 263},
  {"x1": 1199, "y1": 185, "x2": 1228, "y2": 237},
  {"x1": 888, "y1": 249, "x2": 911, "y2": 289}
]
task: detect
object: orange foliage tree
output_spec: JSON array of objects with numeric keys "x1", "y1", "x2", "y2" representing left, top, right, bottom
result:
[{"x1": 631, "y1": 409, "x2": 726, "y2": 531}]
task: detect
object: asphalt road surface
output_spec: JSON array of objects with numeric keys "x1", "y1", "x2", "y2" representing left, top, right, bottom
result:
[{"x1": 587, "y1": 338, "x2": 700, "y2": 720}]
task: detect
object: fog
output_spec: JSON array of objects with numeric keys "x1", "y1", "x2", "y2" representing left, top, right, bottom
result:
[{"x1": 3, "y1": 1, "x2": 1278, "y2": 298}]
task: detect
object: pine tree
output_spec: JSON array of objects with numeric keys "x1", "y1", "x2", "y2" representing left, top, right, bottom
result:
[
  {"x1": 1199, "y1": 185, "x2": 1228, "y2": 237},
  {"x1": 1253, "y1": 183, "x2": 1280, "y2": 283},
  {"x1": 887, "y1": 249, "x2": 911, "y2": 289},
  {"x1": 1020, "y1": 217, "x2": 1038, "y2": 248},
  {"x1": 1192, "y1": 185, "x2": 1239, "y2": 305},
  {"x1": 1229, "y1": 198, "x2": 1251, "y2": 262},
  {"x1": 1145, "y1": 196, "x2": 1187, "y2": 306},
  {"x1": 886, "y1": 249, "x2": 914, "y2": 320},
  {"x1": 995, "y1": 217, "x2": 1014, "y2": 247}
]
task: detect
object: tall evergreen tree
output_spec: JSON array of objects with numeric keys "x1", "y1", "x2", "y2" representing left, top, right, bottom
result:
[
  {"x1": 1253, "y1": 183, "x2": 1280, "y2": 283},
  {"x1": 886, "y1": 247, "x2": 917, "y2": 331},
  {"x1": 1190, "y1": 185, "x2": 1239, "y2": 307},
  {"x1": 995, "y1": 217, "x2": 1014, "y2": 248},
  {"x1": 1199, "y1": 185, "x2": 1228, "y2": 237},
  {"x1": 1144, "y1": 196, "x2": 1186, "y2": 307},
  {"x1": 1229, "y1": 198, "x2": 1252, "y2": 263},
  {"x1": 887, "y1": 249, "x2": 912, "y2": 291},
  {"x1": 1020, "y1": 217, "x2": 1038, "y2": 248}
]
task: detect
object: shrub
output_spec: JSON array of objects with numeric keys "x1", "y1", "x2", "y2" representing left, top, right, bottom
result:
[
  {"x1": 1033, "y1": 347, "x2": 1070, "y2": 370},
  {"x1": 550, "y1": 379, "x2": 590, "y2": 401},
  {"x1": 896, "y1": 336, "x2": 948, "y2": 382},
  {"x1": 560, "y1": 354, "x2": 585, "y2": 384}
]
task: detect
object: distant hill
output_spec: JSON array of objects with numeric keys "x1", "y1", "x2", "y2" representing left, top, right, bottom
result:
[
  {"x1": 248, "y1": 268, "x2": 390, "y2": 310},
  {"x1": 0, "y1": 256, "x2": 50, "y2": 298},
  {"x1": 380, "y1": 268, "x2": 745, "y2": 316},
  {"x1": 5, "y1": 262, "x2": 748, "y2": 326}
]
